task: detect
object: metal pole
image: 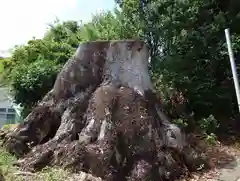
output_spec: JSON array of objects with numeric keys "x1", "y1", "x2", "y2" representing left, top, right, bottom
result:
[{"x1": 225, "y1": 28, "x2": 240, "y2": 113}]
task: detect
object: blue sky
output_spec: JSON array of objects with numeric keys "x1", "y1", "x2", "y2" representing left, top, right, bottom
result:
[{"x1": 0, "y1": 0, "x2": 115, "y2": 52}]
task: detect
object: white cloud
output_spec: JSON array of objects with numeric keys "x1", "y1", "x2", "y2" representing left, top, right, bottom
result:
[{"x1": 0, "y1": 0, "x2": 115, "y2": 51}]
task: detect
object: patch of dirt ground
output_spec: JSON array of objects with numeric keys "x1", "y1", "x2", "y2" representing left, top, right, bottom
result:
[
  {"x1": 178, "y1": 134, "x2": 240, "y2": 181},
  {"x1": 2, "y1": 128, "x2": 240, "y2": 181}
]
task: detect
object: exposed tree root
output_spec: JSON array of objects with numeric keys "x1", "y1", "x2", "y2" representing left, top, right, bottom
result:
[{"x1": 4, "y1": 40, "x2": 207, "y2": 181}]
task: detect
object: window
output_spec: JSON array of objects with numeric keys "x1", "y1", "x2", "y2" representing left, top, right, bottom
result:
[
  {"x1": 6, "y1": 114, "x2": 15, "y2": 121},
  {"x1": 0, "y1": 108, "x2": 6, "y2": 112},
  {"x1": 0, "y1": 114, "x2": 5, "y2": 119},
  {"x1": 8, "y1": 108, "x2": 15, "y2": 113}
]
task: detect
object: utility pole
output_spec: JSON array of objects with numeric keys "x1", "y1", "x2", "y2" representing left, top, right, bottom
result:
[{"x1": 225, "y1": 28, "x2": 240, "y2": 113}]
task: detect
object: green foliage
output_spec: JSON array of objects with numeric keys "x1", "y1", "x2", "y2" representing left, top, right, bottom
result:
[
  {"x1": 0, "y1": 62, "x2": 4, "y2": 73},
  {"x1": 1, "y1": 58, "x2": 12, "y2": 69},
  {"x1": 0, "y1": 147, "x2": 16, "y2": 168},
  {"x1": 11, "y1": 59, "x2": 61, "y2": 110},
  {"x1": 0, "y1": 57, "x2": 12, "y2": 83},
  {"x1": 79, "y1": 9, "x2": 141, "y2": 41},
  {"x1": 44, "y1": 20, "x2": 82, "y2": 47},
  {"x1": 198, "y1": 115, "x2": 219, "y2": 134},
  {"x1": 1, "y1": 124, "x2": 18, "y2": 131},
  {"x1": 11, "y1": 39, "x2": 75, "y2": 65},
  {"x1": 198, "y1": 115, "x2": 219, "y2": 145},
  {"x1": 0, "y1": 21, "x2": 81, "y2": 116},
  {"x1": 204, "y1": 133, "x2": 218, "y2": 145},
  {"x1": 172, "y1": 118, "x2": 188, "y2": 128},
  {"x1": 118, "y1": 0, "x2": 240, "y2": 126}
]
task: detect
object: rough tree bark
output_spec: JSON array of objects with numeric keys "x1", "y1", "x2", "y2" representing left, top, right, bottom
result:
[{"x1": 4, "y1": 40, "x2": 206, "y2": 181}]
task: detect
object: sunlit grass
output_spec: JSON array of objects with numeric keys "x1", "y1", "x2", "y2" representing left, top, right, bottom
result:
[{"x1": 0, "y1": 147, "x2": 71, "y2": 181}]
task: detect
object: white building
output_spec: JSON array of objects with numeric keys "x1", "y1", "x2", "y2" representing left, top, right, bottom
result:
[{"x1": 0, "y1": 87, "x2": 22, "y2": 128}]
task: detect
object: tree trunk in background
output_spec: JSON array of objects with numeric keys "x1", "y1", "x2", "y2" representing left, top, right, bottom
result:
[{"x1": 3, "y1": 40, "x2": 206, "y2": 181}]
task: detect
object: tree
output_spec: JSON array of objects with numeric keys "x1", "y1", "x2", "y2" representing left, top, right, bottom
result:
[
  {"x1": 8, "y1": 38, "x2": 74, "y2": 116},
  {"x1": 11, "y1": 59, "x2": 61, "y2": 117},
  {"x1": 4, "y1": 21, "x2": 80, "y2": 116},
  {"x1": 117, "y1": 0, "x2": 240, "y2": 122},
  {"x1": 6, "y1": 12, "x2": 139, "y2": 118},
  {"x1": 44, "y1": 20, "x2": 82, "y2": 48},
  {"x1": 79, "y1": 9, "x2": 142, "y2": 41},
  {"x1": 4, "y1": 40, "x2": 205, "y2": 181}
]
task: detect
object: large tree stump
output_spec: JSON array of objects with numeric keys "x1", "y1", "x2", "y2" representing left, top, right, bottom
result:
[{"x1": 4, "y1": 40, "x2": 206, "y2": 181}]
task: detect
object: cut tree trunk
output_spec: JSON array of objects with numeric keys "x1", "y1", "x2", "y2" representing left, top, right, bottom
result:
[{"x1": 3, "y1": 40, "x2": 207, "y2": 181}]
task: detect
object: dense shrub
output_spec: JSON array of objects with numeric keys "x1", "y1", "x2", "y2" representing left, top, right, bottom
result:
[{"x1": 11, "y1": 59, "x2": 61, "y2": 114}]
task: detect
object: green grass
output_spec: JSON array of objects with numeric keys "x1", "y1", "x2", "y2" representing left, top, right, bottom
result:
[
  {"x1": 0, "y1": 147, "x2": 71, "y2": 181},
  {"x1": 1, "y1": 124, "x2": 18, "y2": 131},
  {"x1": 0, "y1": 124, "x2": 74, "y2": 180}
]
